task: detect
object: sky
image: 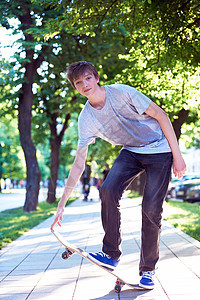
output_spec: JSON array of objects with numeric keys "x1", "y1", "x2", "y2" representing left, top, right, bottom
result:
[{"x1": 0, "y1": 21, "x2": 21, "y2": 60}]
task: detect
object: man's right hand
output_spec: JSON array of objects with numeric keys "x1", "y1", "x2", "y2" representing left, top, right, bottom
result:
[{"x1": 50, "y1": 206, "x2": 65, "y2": 231}]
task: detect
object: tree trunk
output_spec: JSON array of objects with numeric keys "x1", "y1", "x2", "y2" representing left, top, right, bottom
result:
[
  {"x1": 172, "y1": 108, "x2": 189, "y2": 140},
  {"x1": 47, "y1": 112, "x2": 70, "y2": 204},
  {"x1": 47, "y1": 135, "x2": 60, "y2": 204},
  {"x1": 18, "y1": 68, "x2": 41, "y2": 212},
  {"x1": 16, "y1": 6, "x2": 48, "y2": 212},
  {"x1": 17, "y1": 8, "x2": 41, "y2": 212}
]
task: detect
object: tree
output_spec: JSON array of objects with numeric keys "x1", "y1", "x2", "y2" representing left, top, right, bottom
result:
[
  {"x1": 35, "y1": 0, "x2": 199, "y2": 65},
  {"x1": 36, "y1": 0, "x2": 199, "y2": 139},
  {"x1": 0, "y1": 0, "x2": 54, "y2": 210},
  {"x1": 0, "y1": 1, "x2": 79, "y2": 210}
]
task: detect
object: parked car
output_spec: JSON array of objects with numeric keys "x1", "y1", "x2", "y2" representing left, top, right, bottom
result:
[
  {"x1": 176, "y1": 178, "x2": 200, "y2": 203},
  {"x1": 167, "y1": 173, "x2": 200, "y2": 202},
  {"x1": 167, "y1": 177, "x2": 180, "y2": 198}
]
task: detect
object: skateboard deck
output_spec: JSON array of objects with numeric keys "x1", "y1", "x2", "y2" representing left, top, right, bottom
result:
[{"x1": 52, "y1": 229, "x2": 145, "y2": 293}]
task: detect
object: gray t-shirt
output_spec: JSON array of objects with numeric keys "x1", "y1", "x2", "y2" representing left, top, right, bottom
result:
[{"x1": 78, "y1": 84, "x2": 171, "y2": 154}]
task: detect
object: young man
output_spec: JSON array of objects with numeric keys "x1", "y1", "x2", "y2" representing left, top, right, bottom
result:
[{"x1": 51, "y1": 61, "x2": 186, "y2": 289}]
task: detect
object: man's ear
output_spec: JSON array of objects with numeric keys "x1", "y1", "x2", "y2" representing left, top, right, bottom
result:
[{"x1": 96, "y1": 75, "x2": 100, "y2": 84}]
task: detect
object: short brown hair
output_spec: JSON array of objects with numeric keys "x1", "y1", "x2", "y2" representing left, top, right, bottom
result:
[{"x1": 67, "y1": 61, "x2": 99, "y2": 89}]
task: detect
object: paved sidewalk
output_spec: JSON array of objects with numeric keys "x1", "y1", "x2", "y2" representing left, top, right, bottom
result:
[{"x1": 0, "y1": 194, "x2": 200, "y2": 300}]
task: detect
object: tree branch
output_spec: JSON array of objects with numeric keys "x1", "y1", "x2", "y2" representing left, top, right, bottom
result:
[
  {"x1": 95, "y1": 0, "x2": 119, "y2": 33},
  {"x1": 179, "y1": 0, "x2": 191, "y2": 11},
  {"x1": 58, "y1": 113, "x2": 70, "y2": 141},
  {"x1": 33, "y1": 43, "x2": 50, "y2": 73}
]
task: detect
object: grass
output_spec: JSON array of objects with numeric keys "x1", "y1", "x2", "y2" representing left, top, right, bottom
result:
[
  {"x1": 0, "y1": 196, "x2": 77, "y2": 250},
  {"x1": 126, "y1": 191, "x2": 200, "y2": 242},
  {"x1": 163, "y1": 200, "x2": 200, "y2": 242},
  {"x1": 1, "y1": 190, "x2": 199, "y2": 250}
]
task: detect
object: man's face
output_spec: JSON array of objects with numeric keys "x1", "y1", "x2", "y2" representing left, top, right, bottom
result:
[{"x1": 73, "y1": 72, "x2": 99, "y2": 97}]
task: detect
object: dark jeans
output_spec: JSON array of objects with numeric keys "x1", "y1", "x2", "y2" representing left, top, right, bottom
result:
[{"x1": 100, "y1": 149, "x2": 173, "y2": 275}]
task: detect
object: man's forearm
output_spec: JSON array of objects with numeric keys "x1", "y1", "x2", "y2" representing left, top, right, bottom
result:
[
  {"x1": 59, "y1": 163, "x2": 84, "y2": 206},
  {"x1": 59, "y1": 146, "x2": 88, "y2": 207},
  {"x1": 158, "y1": 113, "x2": 181, "y2": 158}
]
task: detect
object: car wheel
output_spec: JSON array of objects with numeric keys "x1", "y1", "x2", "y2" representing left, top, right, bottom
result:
[{"x1": 170, "y1": 188, "x2": 176, "y2": 198}]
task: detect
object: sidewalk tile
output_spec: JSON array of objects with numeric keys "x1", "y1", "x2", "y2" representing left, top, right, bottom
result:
[{"x1": 0, "y1": 193, "x2": 200, "y2": 300}]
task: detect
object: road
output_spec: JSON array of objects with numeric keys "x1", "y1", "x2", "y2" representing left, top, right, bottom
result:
[
  {"x1": 0, "y1": 188, "x2": 64, "y2": 212},
  {"x1": 0, "y1": 185, "x2": 85, "y2": 212}
]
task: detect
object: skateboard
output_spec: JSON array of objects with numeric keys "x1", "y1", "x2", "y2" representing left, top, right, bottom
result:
[{"x1": 52, "y1": 229, "x2": 145, "y2": 293}]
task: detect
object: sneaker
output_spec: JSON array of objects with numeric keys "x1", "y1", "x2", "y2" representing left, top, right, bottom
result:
[
  {"x1": 88, "y1": 251, "x2": 120, "y2": 270},
  {"x1": 139, "y1": 271, "x2": 155, "y2": 289}
]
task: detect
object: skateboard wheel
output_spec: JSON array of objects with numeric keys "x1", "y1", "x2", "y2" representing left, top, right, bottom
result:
[
  {"x1": 115, "y1": 284, "x2": 121, "y2": 293},
  {"x1": 114, "y1": 279, "x2": 125, "y2": 293},
  {"x1": 62, "y1": 249, "x2": 74, "y2": 259},
  {"x1": 62, "y1": 251, "x2": 69, "y2": 259}
]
